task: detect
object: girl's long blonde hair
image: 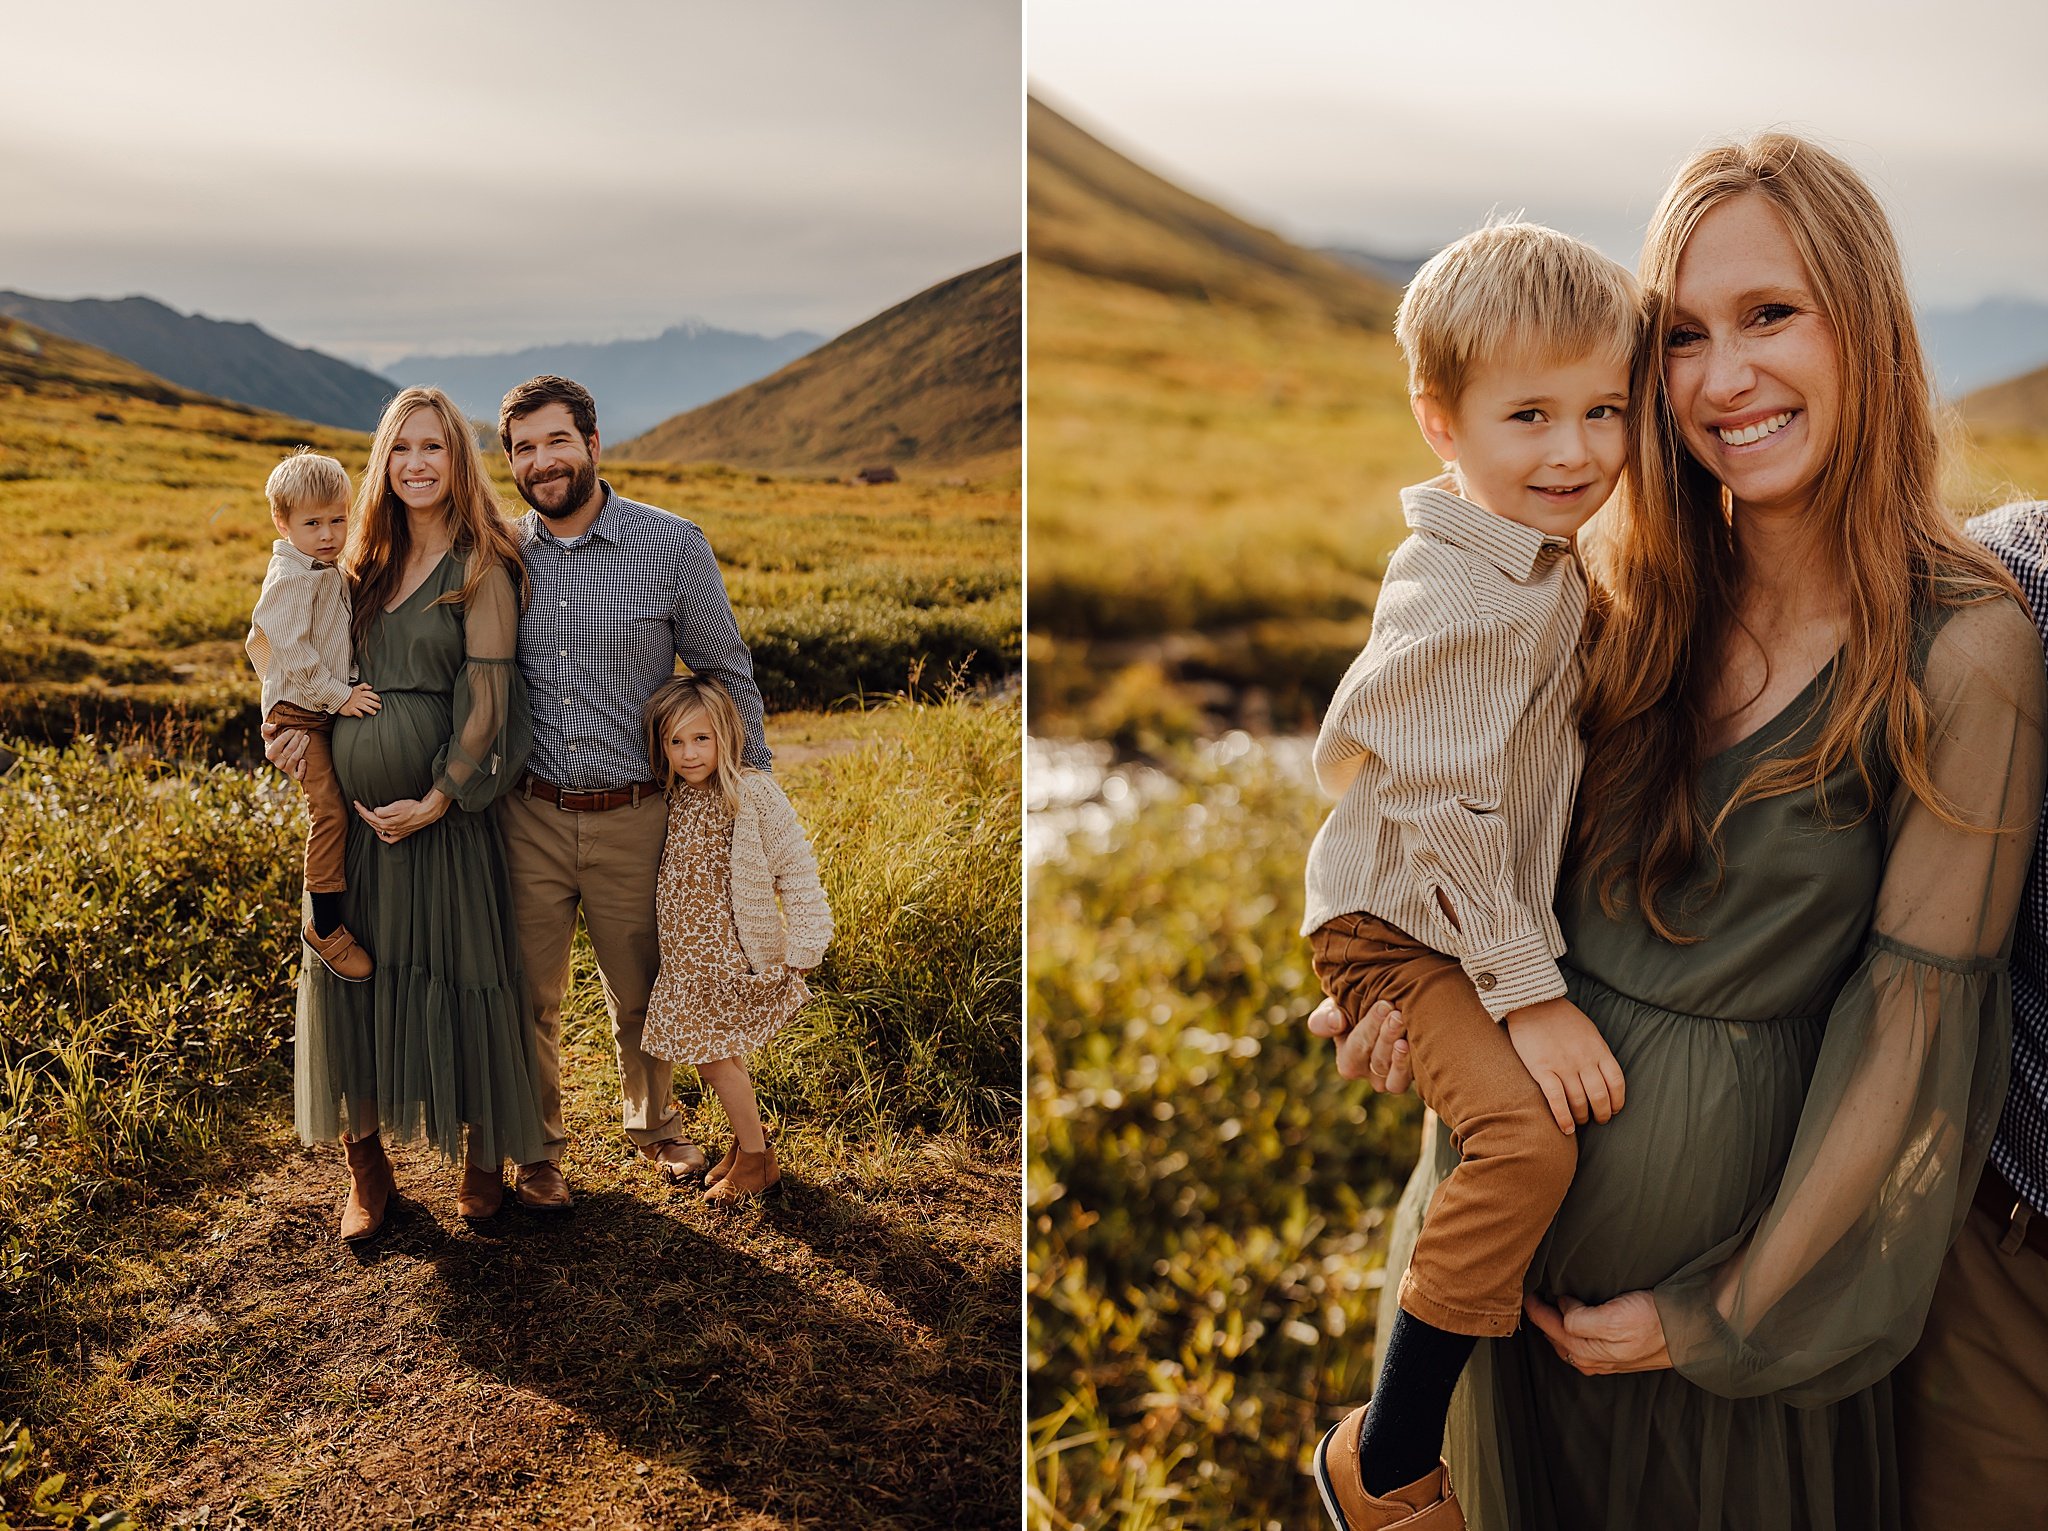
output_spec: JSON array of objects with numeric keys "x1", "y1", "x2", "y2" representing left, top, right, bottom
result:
[
  {"x1": 644, "y1": 675, "x2": 748, "y2": 814},
  {"x1": 1574, "y1": 132, "x2": 2019, "y2": 942},
  {"x1": 342, "y1": 386, "x2": 529, "y2": 648}
]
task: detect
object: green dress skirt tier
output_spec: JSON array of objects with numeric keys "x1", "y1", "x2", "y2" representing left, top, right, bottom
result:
[
  {"x1": 293, "y1": 552, "x2": 545, "y2": 1168},
  {"x1": 1378, "y1": 596, "x2": 2047, "y2": 1530}
]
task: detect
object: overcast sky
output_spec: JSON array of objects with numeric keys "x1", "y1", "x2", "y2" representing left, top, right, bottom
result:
[
  {"x1": 1030, "y1": 0, "x2": 2048, "y2": 311},
  {"x1": 3, "y1": 0, "x2": 1020, "y2": 369}
]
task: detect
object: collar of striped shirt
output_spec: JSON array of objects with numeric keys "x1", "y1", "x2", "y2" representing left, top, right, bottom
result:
[{"x1": 1400, "y1": 479, "x2": 1573, "y2": 584}]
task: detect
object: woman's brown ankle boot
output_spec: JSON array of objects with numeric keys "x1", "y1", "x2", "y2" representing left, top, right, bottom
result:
[
  {"x1": 340, "y1": 1131, "x2": 394, "y2": 1241},
  {"x1": 704, "y1": 1142, "x2": 740, "y2": 1189},
  {"x1": 704, "y1": 1141, "x2": 780, "y2": 1204}
]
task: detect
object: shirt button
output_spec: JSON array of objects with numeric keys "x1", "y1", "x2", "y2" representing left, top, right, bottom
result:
[
  {"x1": 558, "y1": 649, "x2": 566, "y2": 657},
  {"x1": 559, "y1": 600, "x2": 567, "y2": 607},
  {"x1": 1474, "y1": 973, "x2": 1497, "y2": 992}
]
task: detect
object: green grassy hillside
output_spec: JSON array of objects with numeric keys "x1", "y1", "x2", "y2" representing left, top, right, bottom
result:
[{"x1": 0, "y1": 318, "x2": 1018, "y2": 752}]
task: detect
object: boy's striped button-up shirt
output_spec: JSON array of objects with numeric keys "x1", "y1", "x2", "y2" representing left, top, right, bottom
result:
[{"x1": 1303, "y1": 478, "x2": 1586, "y2": 1020}]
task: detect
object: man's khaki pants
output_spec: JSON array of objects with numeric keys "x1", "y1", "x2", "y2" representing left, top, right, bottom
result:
[
  {"x1": 1897, "y1": 1176, "x2": 2048, "y2": 1527},
  {"x1": 498, "y1": 788, "x2": 679, "y2": 1160}
]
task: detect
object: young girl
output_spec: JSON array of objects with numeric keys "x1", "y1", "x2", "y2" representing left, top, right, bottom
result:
[{"x1": 641, "y1": 675, "x2": 832, "y2": 1201}]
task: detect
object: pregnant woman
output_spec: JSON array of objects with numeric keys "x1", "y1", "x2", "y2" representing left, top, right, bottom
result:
[
  {"x1": 294, "y1": 385, "x2": 547, "y2": 1237},
  {"x1": 1319, "y1": 135, "x2": 2047, "y2": 1529}
]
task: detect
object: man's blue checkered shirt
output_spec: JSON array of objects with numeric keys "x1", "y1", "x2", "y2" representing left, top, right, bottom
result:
[{"x1": 516, "y1": 481, "x2": 771, "y2": 788}]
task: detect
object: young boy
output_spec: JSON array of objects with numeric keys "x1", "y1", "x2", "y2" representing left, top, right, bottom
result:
[
  {"x1": 247, "y1": 448, "x2": 380, "y2": 982},
  {"x1": 1302, "y1": 223, "x2": 1641, "y2": 1531}
]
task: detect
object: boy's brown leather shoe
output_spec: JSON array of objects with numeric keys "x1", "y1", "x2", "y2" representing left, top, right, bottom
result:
[
  {"x1": 1312, "y1": 1405, "x2": 1464, "y2": 1530},
  {"x1": 305, "y1": 922, "x2": 373, "y2": 983}
]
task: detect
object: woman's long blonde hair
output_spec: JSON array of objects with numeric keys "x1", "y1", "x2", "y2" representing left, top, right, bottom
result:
[
  {"x1": 1574, "y1": 132, "x2": 2019, "y2": 942},
  {"x1": 342, "y1": 386, "x2": 528, "y2": 648}
]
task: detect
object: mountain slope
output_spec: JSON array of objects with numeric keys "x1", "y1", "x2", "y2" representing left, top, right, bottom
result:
[
  {"x1": 616, "y1": 256, "x2": 1019, "y2": 470},
  {"x1": 1964, "y1": 362, "x2": 2048, "y2": 435},
  {"x1": 1028, "y1": 97, "x2": 1398, "y2": 329},
  {"x1": 387, "y1": 322, "x2": 822, "y2": 440},
  {"x1": 0, "y1": 290, "x2": 394, "y2": 431}
]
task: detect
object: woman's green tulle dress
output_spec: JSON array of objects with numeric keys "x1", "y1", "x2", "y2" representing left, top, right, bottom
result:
[
  {"x1": 1378, "y1": 598, "x2": 2046, "y2": 1530},
  {"x1": 293, "y1": 553, "x2": 545, "y2": 1169}
]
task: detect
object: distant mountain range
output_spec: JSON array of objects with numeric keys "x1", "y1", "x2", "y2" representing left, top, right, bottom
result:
[
  {"x1": 0, "y1": 290, "x2": 394, "y2": 431},
  {"x1": 386, "y1": 322, "x2": 822, "y2": 441},
  {"x1": 1319, "y1": 245, "x2": 1430, "y2": 289},
  {"x1": 1920, "y1": 299, "x2": 2048, "y2": 399},
  {"x1": 1030, "y1": 99, "x2": 1397, "y2": 330},
  {"x1": 618, "y1": 254, "x2": 1020, "y2": 471}
]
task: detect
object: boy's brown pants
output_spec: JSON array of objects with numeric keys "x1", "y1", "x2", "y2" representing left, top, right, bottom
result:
[
  {"x1": 268, "y1": 701, "x2": 345, "y2": 896},
  {"x1": 1312, "y1": 911, "x2": 1576, "y2": 1336}
]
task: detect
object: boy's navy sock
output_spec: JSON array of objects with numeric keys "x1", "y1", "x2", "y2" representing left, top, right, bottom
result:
[
  {"x1": 310, "y1": 891, "x2": 345, "y2": 938},
  {"x1": 1356, "y1": 1309, "x2": 1476, "y2": 1497}
]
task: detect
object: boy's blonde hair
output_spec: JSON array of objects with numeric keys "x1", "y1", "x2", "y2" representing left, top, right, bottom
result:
[
  {"x1": 1394, "y1": 220, "x2": 1642, "y2": 405},
  {"x1": 265, "y1": 447, "x2": 351, "y2": 522},
  {"x1": 644, "y1": 674, "x2": 748, "y2": 814}
]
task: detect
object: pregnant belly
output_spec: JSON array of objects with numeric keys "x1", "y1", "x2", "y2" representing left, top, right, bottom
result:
[
  {"x1": 1529, "y1": 977, "x2": 1824, "y2": 1302},
  {"x1": 332, "y1": 690, "x2": 450, "y2": 808}
]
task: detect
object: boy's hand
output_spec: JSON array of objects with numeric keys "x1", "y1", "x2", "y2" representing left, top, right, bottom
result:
[
  {"x1": 1504, "y1": 997, "x2": 1625, "y2": 1135},
  {"x1": 338, "y1": 683, "x2": 381, "y2": 718}
]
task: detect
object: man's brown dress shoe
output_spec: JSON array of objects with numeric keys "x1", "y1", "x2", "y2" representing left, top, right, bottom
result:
[{"x1": 515, "y1": 1159, "x2": 573, "y2": 1212}]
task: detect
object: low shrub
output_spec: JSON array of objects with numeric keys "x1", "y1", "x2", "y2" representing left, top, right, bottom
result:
[{"x1": 1029, "y1": 738, "x2": 1418, "y2": 1528}]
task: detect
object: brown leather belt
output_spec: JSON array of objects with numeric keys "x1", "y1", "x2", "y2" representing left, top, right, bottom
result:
[
  {"x1": 1973, "y1": 1163, "x2": 2048, "y2": 1259},
  {"x1": 519, "y1": 774, "x2": 659, "y2": 812}
]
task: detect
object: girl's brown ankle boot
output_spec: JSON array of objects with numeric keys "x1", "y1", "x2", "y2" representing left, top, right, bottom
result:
[{"x1": 704, "y1": 1141, "x2": 781, "y2": 1204}]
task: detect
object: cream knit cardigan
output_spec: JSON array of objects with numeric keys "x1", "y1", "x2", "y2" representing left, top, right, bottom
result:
[{"x1": 728, "y1": 770, "x2": 834, "y2": 974}]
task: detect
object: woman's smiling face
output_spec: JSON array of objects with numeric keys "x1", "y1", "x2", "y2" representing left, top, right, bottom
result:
[
  {"x1": 387, "y1": 405, "x2": 451, "y2": 515},
  {"x1": 1663, "y1": 193, "x2": 1841, "y2": 519}
]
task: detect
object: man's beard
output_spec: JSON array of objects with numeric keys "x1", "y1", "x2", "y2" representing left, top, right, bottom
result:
[{"x1": 517, "y1": 456, "x2": 599, "y2": 521}]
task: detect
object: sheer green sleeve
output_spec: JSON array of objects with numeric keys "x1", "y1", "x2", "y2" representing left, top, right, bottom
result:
[
  {"x1": 432, "y1": 559, "x2": 533, "y2": 812},
  {"x1": 1654, "y1": 596, "x2": 2047, "y2": 1405}
]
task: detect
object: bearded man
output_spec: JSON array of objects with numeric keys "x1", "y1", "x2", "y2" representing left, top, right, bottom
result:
[{"x1": 493, "y1": 374, "x2": 772, "y2": 1208}]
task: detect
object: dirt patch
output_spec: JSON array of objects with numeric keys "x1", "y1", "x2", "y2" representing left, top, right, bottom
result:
[{"x1": 37, "y1": 1076, "x2": 1019, "y2": 1528}]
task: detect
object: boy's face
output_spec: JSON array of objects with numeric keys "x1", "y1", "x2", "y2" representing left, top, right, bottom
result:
[
  {"x1": 278, "y1": 496, "x2": 350, "y2": 564},
  {"x1": 1414, "y1": 348, "x2": 1630, "y2": 538}
]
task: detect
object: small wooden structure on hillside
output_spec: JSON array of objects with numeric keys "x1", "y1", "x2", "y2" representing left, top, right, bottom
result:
[{"x1": 855, "y1": 464, "x2": 899, "y2": 485}]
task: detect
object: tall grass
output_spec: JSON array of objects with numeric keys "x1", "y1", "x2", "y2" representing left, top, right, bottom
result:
[
  {"x1": 759, "y1": 695, "x2": 1022, "y2": 1132},
  {"x1": 1029, "y1": 739, "x2": 1417, "y2": 1529}
]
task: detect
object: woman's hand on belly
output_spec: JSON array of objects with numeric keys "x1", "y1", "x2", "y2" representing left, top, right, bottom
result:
[
  {"x1": 354, "y1": 787, "x2": 450, "y2": 845},
  {"x1": 1523, "y1": 1289, "x2": 1672, "y2": 1375}
]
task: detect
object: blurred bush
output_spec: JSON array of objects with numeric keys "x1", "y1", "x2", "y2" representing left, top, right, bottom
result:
[{"x1": 1029, "y1": 738, "x2": 1419, "y2": 1528}]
